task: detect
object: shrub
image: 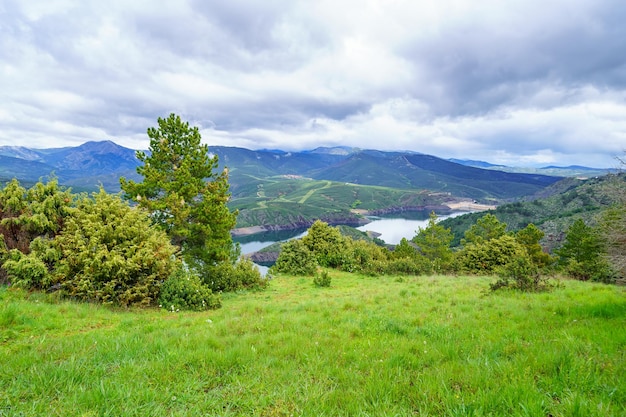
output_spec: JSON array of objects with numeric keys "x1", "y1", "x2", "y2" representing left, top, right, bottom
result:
[
  {"x1": 0, "y1": 178, "x2": 73, "y2": 284},
  {"x1": 2, "y1": 250, "x2": 50, "y2": 290},
  {"x1": 203, "y1": 257, "x2": 267, "y2": 292},
  {"x1": 556, "y1": 218, "x2": 615, "y2": 282},
  {"x1": 360, "y1": 259, "x2": 387, "y2": 277},
  {"x1": 458, "y1": 235, "x2": 524, "y2": 275},
  {"x1": 490, "y1": 255, "x2": 549, "y2": 292},
  {"x1": 313, "y1": 270, "x2": 331, "y2": 287},
  {"x1": 55, "y1": 189, "x2": 180, "y2": 307},
  {"x1": 564, "y1": 259, "x2": 615, "y2": 283},
  {"x1": 343, "y1": 239, "x2": 389, "y2": 273},
  {"x1": 391, "y1": 238, "x2": 417, "y2": 259},
  {"x1": 302, "y1": 220, "x2": 349, "y2": 268},
  {"x1": 159, "y1": 268, "x2": 221, "y2": 311},
  {"x1": 383, "y1": 256, "x2": 432, "y2": 276},
  {"x1": 272, "y1": 239, "x2": 318, "y2": 275}
]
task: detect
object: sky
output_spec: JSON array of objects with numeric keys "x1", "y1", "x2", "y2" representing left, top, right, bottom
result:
[{"x1": 1, "y1": 0, "x2": 625, "y2": 168}]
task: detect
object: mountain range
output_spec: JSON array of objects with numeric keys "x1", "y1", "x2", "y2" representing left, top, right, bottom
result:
[{"x1": 0, "y1": 140, "x2": 576, "y2": 201}]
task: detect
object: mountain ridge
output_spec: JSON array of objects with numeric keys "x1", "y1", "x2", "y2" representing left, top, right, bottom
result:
[{"x1": 0, "y1": 140, "x2": 577, "y2": 201}]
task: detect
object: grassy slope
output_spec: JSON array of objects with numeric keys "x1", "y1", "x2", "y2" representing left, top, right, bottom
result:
[{"x1": 1, "y1": 275, "x2": 625, "y2": 416}]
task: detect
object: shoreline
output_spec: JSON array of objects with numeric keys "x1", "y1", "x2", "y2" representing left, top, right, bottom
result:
[{"x1": 232, "y1": 203, "x2": 495, "y2": 237}]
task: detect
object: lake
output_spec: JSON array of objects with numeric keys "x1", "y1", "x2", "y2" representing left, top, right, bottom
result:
[
  {"x1": 237, "y1": 212, "x2": 469, "y2": 255},
  {"x1": 356, "y1": 212, "x2": 469, "y2": 244}
]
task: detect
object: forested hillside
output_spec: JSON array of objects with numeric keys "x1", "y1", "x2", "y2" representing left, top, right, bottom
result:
[{"x1": 441, "y1": 173, "x2": 625, "y2": 248}]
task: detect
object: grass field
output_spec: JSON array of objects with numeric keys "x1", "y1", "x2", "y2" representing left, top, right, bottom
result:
[{"x1": 1, "y1": 274, "x2": 625, "y2": 416}]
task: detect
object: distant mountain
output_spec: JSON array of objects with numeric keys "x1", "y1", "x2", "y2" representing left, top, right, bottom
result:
[
  {"x1": 0, "y1": 156, "x2": 57, "y2": 184},
  {"x1": 0, "y1": 140, "x2": 142, "y2": 191},
  {"x1": 450, "y1": 158, "x2": 612, "y2": 178},
  {"x1": 1, "y1": 140, "x2": 568, "y2": 201},
  {"x1": 307, "y1": 146, "x2": 359, "y2": 155},
  {"x1": 0, "y1": 146, "x2": 47, "y2": 161},
  {"x1": 448, "y1": 158, "x2": 505, "y2": 169}
]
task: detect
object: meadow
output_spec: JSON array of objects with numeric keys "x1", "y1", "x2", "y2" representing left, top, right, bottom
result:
[{"x1": 1, "y1": 273, "x2": 625, "y2": 416}]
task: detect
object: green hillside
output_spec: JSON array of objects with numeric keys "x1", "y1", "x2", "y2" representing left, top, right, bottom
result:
[
  {"x1": 309, "y1": 152, "x2": 560, "y2": 200},
  {"x1": 228, "y1": 176, "x2": 449, "y2": 228},
  {"x1": 440, "y1": 173, "x2": 625, "y2": 248}
]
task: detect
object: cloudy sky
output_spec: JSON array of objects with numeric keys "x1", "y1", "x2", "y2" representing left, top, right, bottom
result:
[{"x1": 1, "y1": 0, "x2": 625, "y2": 167}]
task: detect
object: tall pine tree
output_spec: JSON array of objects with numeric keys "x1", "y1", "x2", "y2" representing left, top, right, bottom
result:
[{"x1": 120, "y1": 114, "x2": 238, "y2": 269}]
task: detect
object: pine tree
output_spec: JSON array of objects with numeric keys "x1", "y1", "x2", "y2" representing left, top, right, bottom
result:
[
  {"x1": 120, "y1": 114, "x2": 238, "y2": 269},
  {"x1": 412, "y1": 211, "x2": 453, "y2": 262}
]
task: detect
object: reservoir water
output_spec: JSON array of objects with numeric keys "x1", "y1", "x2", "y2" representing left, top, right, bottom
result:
[
  {"x1": 356, "y1": 211, "x2": 469, "y2": 244},
  {"x1": 237, "y1": 211, "x2": 469, "y2": 255}
]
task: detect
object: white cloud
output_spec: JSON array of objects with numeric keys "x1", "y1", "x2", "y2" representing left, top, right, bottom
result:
[{"x1": 0, "y1": 0, "x2": 624, "y2": 167}]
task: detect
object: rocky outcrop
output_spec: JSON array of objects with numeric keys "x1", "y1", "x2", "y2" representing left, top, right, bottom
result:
[{"x1": 248, "y1": 251, "x2": 280, "y2": 265}]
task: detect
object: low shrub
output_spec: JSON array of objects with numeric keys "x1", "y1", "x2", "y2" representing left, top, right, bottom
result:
[
  {"x1": 272, "y1": 240, "x2": 318, "y2": 276},
  {"x1": 458, "y1": 235, "x2": 524, "y2": 275},
  {"x1": 383, "y1": 257, "x2": 432, "y2": 276},
  {"x1": 203, "y1": 258, "x2": 267, "y2": 292},
  {"x1": 313, "y1": 270, "x2": 331, "y2": 287},
  {"x1": 490, "y1": 255, "x2": 550, "y2": 292},
  {"x1": 2, "y1": 250, "x2": 50, "y2": 290},
  {"x1": 159, "y1": 268, "x2": 221, "y2": 311}
]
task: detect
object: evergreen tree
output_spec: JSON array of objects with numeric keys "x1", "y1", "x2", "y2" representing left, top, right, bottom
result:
[
  {"x1": 120, "y1": 114, "x2": 238, "y2": 269},
  {"x1": 515, "y1": 223, "x2": 553, "y2": 268},
  {"x1": 556, "y1": 218, "x2": 612, "y2": 281},
  {"x1": 412, "y1": 211, "x2": 453, "y2": 262},
  {"x1": 301, "y1": 220, "x2": 347, "y2": 268},
  {"x1": 461, "y1": 213, "x2": 507, "y2": 246}
]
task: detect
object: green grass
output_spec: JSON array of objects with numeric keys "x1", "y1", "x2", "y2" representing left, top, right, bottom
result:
[{"x1": 1, "y1": 275, "x2": 625, "y2": 416}]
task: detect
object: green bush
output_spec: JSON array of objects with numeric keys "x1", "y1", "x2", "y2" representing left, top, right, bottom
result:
[
  {"x1": 55, "y1": 189, "x2": 180, "y2": 307},
  {"x1": 203, "y1": 257, "x2": 267, "y2": 292},
  {"x1": 343, "y1": 239, "x2": 389, "y2": 273},
  {"x1": 556, "y1": 218, "x2": 615, "y2": 282},
  {"x1": 491, "y1": 255, "x2": 549, "y2": 292},
  {"x1": 383, "y1": 256, "x2": 432, "y2": 276},
  {"x1": 159, "y1": 268, "x2": 221, "y2": 311},
  {"x1": 564, "y1": 259, "x2": 615, "y2": 283},
  {"x1": 458, "y1": 235, "x2": 524, "y2": 275},
  {"x1": 272, "y1": 239, "x2": 318, "y2": 275},
  {"x1": 2, "y1": 250, "x2": 50, "y2": 289},
  {"x1": 313, "y1": 270, "x2": 331, "y2": 287},
  {"x1": 0, "y1": 178, "x2": 73, "y2": 284},
  {"x1": 391, "y1": 238, "x2": 417, "y2": 259},
  {"x1": 302, "y1": 220, "x2": 349, "y2": 268}
]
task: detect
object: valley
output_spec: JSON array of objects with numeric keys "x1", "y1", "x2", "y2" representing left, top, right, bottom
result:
[{"x1": 0, "y1": 140, "x2": 615, "y2": 242}]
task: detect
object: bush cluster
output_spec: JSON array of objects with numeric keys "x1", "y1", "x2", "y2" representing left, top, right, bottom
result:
[
  {"x1": 272, "y1": 220, "x2": 443, "y2": 278},
  {"x1": 271, "y1": 213, "x2": 618, "y2": 294},
  {"x1": 0, "y1": 179, "x2": 262, "y2": 310}
]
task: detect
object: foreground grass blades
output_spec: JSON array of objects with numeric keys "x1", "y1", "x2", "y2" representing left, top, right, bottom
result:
[{"x1": 1, "y1": 274, "x2": 625, "y2": 416}]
